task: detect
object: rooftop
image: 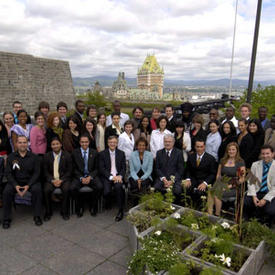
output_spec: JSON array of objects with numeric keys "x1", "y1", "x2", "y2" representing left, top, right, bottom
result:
[{"x1": 138, "y1": 54, "x2": 164, "y2": 75}]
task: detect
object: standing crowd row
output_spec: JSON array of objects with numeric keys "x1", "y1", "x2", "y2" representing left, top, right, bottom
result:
[{"x1": 0, "y1": 99, "x2": 274, "y2": 229}]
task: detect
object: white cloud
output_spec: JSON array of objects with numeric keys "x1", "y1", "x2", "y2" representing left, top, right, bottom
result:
[{"x1": 0, "y1": 0, "x2": 274, "y2": 81}]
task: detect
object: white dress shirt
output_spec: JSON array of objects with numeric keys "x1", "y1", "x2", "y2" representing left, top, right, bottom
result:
[
  {"x1": 150, "y1": 129, "x2": 172, "y2": 158},
  {"x1": 222, "y1": 116, "x2": 238, "y2": 128},
  {"x1": 106, "y1": 112, "x2": 130, "y2": 128},
  {"x1": 118, "y1": 132, "x2": 135, "y2": 161},
  {"x1": 109, "y1": 149, "x2": 117, "y2": 180},
  {"x1": 205, "y1": 131, "x2": 222, "y2": 161}
]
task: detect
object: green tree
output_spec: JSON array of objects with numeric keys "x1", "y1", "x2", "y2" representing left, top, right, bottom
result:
[
  {"x1": 233, "y1": 85, "x2": 275, "y2": 119},
  {"x1": 80, "y1": 91, "x2": 108, "y2": 109}
]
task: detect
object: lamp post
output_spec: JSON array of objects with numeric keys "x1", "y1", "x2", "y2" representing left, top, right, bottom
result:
[{"x1": 247, "y1": 0, "x2": 262, "y2": 103}]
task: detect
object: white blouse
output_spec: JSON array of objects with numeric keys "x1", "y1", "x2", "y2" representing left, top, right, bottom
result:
[
  {"x1": 150, "y1": 129, "x2": 172, "y2": 158},
  {"x1": 118, "y1": 132, "x2": 135, "y2": 161}
]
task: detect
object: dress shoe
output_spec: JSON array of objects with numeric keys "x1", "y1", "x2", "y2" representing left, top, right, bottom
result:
[
  {"x1": 34, "y1": 216, "x2": 43, "y2": 226},
  {"x1": 44, "y1": 213, "x2": 52, "y2": 222},
  {"x1": 90, "y1": 208, "x2": 97, "y2": 217},
  {"x1": 62, "y1": 214, "x2": 70, "y2": 221},
  {"x1": 76, "y1": 208, "x2": 84, "y2": 218},
  {"x1": 115, "y1": 210, "x2": 124, "y2": 222},
  {"x1": 2, "y1": 220, "x2": 11, "y2": 229}
]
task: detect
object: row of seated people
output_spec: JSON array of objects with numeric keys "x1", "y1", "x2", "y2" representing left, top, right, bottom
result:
[{"x1": 1, "y1": 133, "x2": 275, "y2": 229}]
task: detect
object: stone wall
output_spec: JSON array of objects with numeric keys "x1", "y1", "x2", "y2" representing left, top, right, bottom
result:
[{"x1": 0, "y1": 51, "x2": 75, "y2": 115}]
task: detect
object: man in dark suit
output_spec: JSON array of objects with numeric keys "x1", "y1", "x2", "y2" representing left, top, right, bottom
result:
[
  {"x1": 165, "y1": 104, "x2": 177, "y2": 133},
  {"x1": 2, "y1": 136, "x2": 43, "y2": 229},
  {"x1": 104, "y1": 112, "x2": 123, "y2": 148},
  {"x1": 44, "y1": 137, "x2": 72, "y2": 221},
  {"x1": 154, "y1": 134, "x2": 184, "y2": 202},
  {"x1": 71, "y1": 135, "x2": 103, "y2": 217},
  {"x1": 99, "y1": 135, "x2": 126, "y2": 221},
  {"x1": 184, "y1": 139, "x2": 217, "y2": 207},
  {"x1": 72, "y1": 100, "x2": 86, "y2": 127},
  {"x1": 57, "y1": 101, "x2": 68, "y2": 129}
]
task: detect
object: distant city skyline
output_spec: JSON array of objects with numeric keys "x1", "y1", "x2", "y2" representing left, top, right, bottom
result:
[{"x1": 1, "y1": 0, "x2": 275, "y2": 80}]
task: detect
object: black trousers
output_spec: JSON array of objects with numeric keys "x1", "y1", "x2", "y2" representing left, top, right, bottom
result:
[
  {"x1": 44, "y1": 181, "x2": 70, "y2": 215},
  {"x1": 129, "y1": 177, "x2": 152, "y2": 193},
  {"x1": 70, "y1": 177, "x2": 103, "y2": 211},
  {"x1": 244, "y1": 192, "x2": 275, "y2": 221},
  {"x1": 103, "y1": 179, "x2": 125, "y2": 211},
  {"x1": 3, "y1": 183, "x2": 42, "y2": 220},
  {"x1": 154, "y1": 179, "x2": 182, "y2": 204}
]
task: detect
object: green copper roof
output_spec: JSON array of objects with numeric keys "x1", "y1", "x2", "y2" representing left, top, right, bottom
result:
[{"x1": 138, "y1": 55, "x2": 164, "y2": 75}]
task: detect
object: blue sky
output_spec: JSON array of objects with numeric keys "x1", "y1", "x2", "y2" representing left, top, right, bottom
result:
[{"x1": 0, "y1": 0, "x2": 274, "y2": 81}]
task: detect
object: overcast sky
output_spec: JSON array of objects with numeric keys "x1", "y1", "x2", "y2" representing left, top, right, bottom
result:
[{"x1": 0, "y1": 0, "x2": 275, "y2": 80}]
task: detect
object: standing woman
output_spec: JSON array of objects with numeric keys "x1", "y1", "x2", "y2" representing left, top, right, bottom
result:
[
  {"x1": 150, "y1": 115, "x2": 171, "y2": 158},
  {"x1": 3, "y1": 112, "x2": 14, "y2": 140},
  {"x1": 237, "y1": 119, "x2": 254, "y2": 168},
  {"x1": 63, "y1": 116, "x2": 80, "y2": 153},
  {"x1": 218, "y1": 121, "x2": 237, "y2": 161},
  {"x1": 83, "y1": 118, "x2": 97, "y2": 150},
  {"x1": 30, "y1": 111, "x2": 47, "y2": 155},
  {"x1": 46, "y1": 112, "x2": 63, "y2": 152},
  {"x1": 174, "y1": 120, "x2": 191, "y2": 162},
  {"x1": 208, "y1": 142, "x2": 245, "y2": 216},
  {"x1": 190, "y1": 114, "x2": 207, "y2": 153},
  {"x1": 105, "y1": 112, "x2": 123, "y2": 147},
  {"x1": 10, "y1": 110, "x2": 32, "y2": 151},
  {"x1": 205, "y1": 120, "x2": 222, "y2": 162},
  {"x1": 96, "y1": 112, "x2": 106, "y2": 152},
  {"x1": 0, "y1": 120, "x2": 11, "y2": 159},
  {"x1": 133, "y1": 116, "x2": 152, "y2": 149},
  {"x1": 247, "y1": 119, "x2": 265, "y2": 168}
]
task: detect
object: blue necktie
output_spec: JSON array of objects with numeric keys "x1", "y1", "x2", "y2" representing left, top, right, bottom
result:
[
  {"x1": 83, "y1": 151, "x2": 89, "y2": 176},
  {"x1": 260, "y1": 162, "x2": 271, "y2": 193}
]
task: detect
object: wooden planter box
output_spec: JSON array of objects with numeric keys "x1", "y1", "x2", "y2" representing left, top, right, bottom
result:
[{"x1": 184, "y1": 236, "x2": 257, "y2": 275}]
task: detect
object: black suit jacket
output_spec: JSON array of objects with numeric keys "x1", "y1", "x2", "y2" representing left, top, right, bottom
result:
[
  {"x1": 186, "y1": 152, "x2": 217, "y2": 186},
  {"x1": 238, "y1": 133, "x2": 254, "y2": 167},
  {"x1": 72, "y1": 111, "x2": 84, "y2": 128},
  {"x1": 72, "y1": 147, "x2": 99, "y2": 180},
  {"x1": 166, "y1": 117, "x2": 177, "y2": 133},
  {"x1": 99, "y1": 148, "x2": 126, "y2": 180},
  {"x1": 155, "y1": 148, "x2": 184, "y2": 182},
  {"x1": 44, "y1": 150, "x2": 72, "y2": 183}
]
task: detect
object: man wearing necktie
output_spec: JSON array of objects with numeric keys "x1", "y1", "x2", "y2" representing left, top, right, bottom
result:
[
  {"x1": 154, "y1": 134, "x2": 184, "y2": 203},
  {"x1": 245, "y1": 145, "x2": 275, "y2": 227},
  {"x1": 99, "y1": 136, "x2": 126, "y2": 221},
  {"x1": 71, "y1": 135, "x2": 103, "y2": 217},
  {"x1": 43, "y1": 137, "x2": 72, "y2": 221}
]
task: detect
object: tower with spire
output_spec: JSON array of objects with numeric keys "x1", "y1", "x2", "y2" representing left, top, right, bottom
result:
[{"x1": 137, "y1": 54, "x2": 164, "y2": 98}]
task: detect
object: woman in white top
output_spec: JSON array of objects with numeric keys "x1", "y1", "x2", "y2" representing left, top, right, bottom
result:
[
  {"x1": 96, "y1": 112, "x2": 106, "y2": 152},
  {"x1": 150, "y1": 115, "x2": 172, "y2": 158},
  {"x1": 118, "y1": 120, "x2": 135, "y2": 161},
  {"x1": 205, "y1": 120, "x2": 222, "y2": 162}
]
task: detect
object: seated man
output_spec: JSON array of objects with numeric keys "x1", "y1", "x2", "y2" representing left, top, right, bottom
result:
[
  {"x1": 244, "y1": 145, "x2": 275, "y2": 226},
  {"x1": 2, "y1": 135, "x2": 43, "y2": 229},
  {"x1": 99, "y1": 136, "x2": 126, "y2": 222},
  {"x1": 184, "y1": 139, "x2": 217, "y2": 206},
  {"x1": 154, "y1": 134, "x2": 184, "y2": 202},
  {"x1": 44, "y1": 137, "x2": 72, "y2": 221},
  {"x1": 71, "y1": 135, "x2": 103, "y2": 217}
]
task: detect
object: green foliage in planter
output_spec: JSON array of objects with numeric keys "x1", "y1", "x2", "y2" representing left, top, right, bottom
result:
[
  {"x1": 168, "y1": 262, "x2": 191, "y2": 275},
  {"x1": 241, "y1": 219, "x2": 275, "y2": 256},
  {"x1": 199, "y1": 267, "x2": 223, "y2": 275},
  {"x1": 127, "y1": 234, "x2": 180, "y2": 275},
  {"x1": 192, "y1": 238, "x2": 248, "y2": 272},
  {"x1": 127, "y1": 211, "x2": 154, "y2": 233}
]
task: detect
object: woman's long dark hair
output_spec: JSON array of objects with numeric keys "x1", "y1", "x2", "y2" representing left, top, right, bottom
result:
[
  {"x1": 138, "y1": 116, "x2": 152, "y2": 134},
  {"x1": 220, "y1": 121, "x2": 236, "y2": 139},
  {"x1": 83, "y1": 117, "x2": 96, "y2": 137},
  {"x1": 0, "y1": 119, "x2": 8, "y2": 138},
  {"x1": 248, "y1": 119, "x2": 264, "y2": 136}
]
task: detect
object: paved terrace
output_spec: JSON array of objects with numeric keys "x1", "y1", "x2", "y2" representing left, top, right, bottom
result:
[{"x1": 0, "y1": 206, "x2": 274, "y2": 275}]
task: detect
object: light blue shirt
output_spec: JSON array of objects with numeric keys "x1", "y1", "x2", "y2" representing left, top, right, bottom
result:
[{"x1": 205, "y1": 132, "x2": 222, "y2": 162}]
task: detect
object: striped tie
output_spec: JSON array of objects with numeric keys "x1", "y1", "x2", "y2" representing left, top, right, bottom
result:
[{"x1": 260, "y1": 162, "x2": 271, "y2": 193}]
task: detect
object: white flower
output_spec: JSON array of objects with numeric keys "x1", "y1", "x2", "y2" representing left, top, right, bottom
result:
[
  {"x1": 166, "y1": 187, "x2": 172, "y2": 192},
  {"x1": 150, "y1": 187, "x2": 155, "y2": 192},
  {"x1": 170, "y1": 205, "x2": 175, "y2": 210},
  {"x1": 212, "y1": 238, "x2": 218, "y2": 243},
  {"x1": 172, "y1": 213, "x2": 181, "y2": 219},
  {"x1": 154, "y1": 230, "x2": 162, "y2": 236},
  {"x1": 215, "y1": 254, "x2": 231, "y2": 267},
  {"x1": 221, "y1": 222, "x2": 230, "y2": 229},
  {"x1": 212, "y1": 225, "x2": 218, "y2": 230},
  {"x1": 191, "y1": 223, "x2": 199, "y2": 230},
  {"x1": 201, "y1": 195, "x2": 207, "y2": 200}
]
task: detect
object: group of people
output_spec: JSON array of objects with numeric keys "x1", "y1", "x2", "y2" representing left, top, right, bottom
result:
[{"x1": 0, "y1": 99, "x2": 274, "y2": 229}]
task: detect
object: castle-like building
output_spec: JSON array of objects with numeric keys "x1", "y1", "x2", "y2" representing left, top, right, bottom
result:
[{"x1": 137, "y1": 55, "x2": 164, "y2": 98}]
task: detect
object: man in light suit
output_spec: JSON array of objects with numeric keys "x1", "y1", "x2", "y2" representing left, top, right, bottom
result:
[
  {"x1": 154, "y1": 134, "x2": 184, "y2": 202},
  {"x1": 99, "y1": 136, "x2": 126, "y2": 221},
  {"x1": 244, "y1": 145, "x2": 275, "y2": 226}
]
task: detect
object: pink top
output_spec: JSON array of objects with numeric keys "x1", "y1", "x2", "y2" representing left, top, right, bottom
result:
[{"x1": 30, "y1": 126, "x2": 47, "y2": 154}]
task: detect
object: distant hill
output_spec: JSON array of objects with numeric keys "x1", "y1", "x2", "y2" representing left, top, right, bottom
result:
[{"x1": 73, "y1": 76, "x2": 275, "y2": 88}]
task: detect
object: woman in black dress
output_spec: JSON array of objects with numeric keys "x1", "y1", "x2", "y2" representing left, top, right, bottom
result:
[
  {"x1": 83, "y1": 118, "x2": 97, "y2": 150},
  {"x1": 190, "y1": 114, "x2": 207, "y2": 153}
]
